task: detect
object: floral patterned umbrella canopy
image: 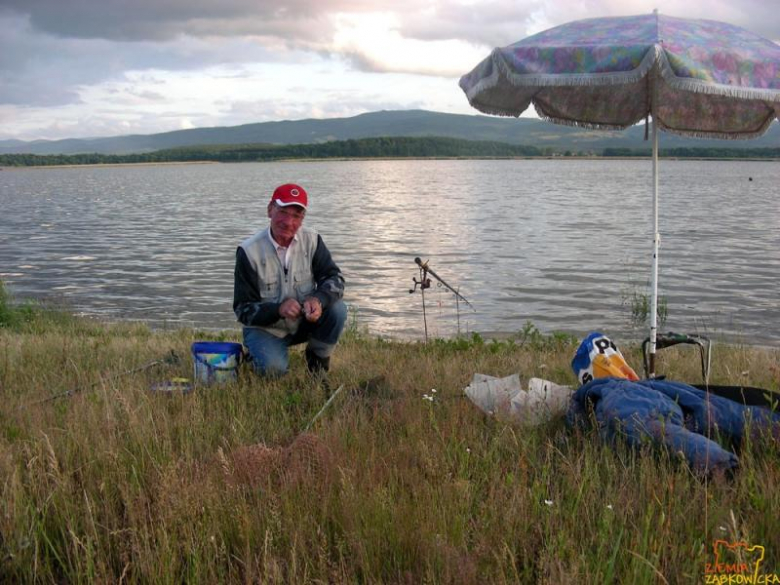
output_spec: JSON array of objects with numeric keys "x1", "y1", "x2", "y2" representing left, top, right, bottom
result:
[
  {"x1": 459, "y1": 12, "x2": 780, "y2": 374},
  {"x1": 460, "y1": 12, "x2": 780, "y2": 137}
]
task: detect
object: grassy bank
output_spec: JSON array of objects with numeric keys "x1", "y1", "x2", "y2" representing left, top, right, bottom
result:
[{"x1": 1, "y1": 288, "x2": 779, "y2": 583}]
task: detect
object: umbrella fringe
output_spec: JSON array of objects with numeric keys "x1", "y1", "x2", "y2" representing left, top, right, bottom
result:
[
  {"x1": 460, "y1": 48, "x2": 657, "y2": 117},
  {"x1": 473, "y1": 102, "x2": 776, "y2": 140},
  {"x1": 656, "y1": 123, "x2": 777, "y2": 141},
  {"x1": 533, "y1": 111, "x2": 775, "y2": 140},
  {"x1": 463, "y1": 44, "x2": 780, "y2": 110},
  {"x1": 533, "y1": 108, "x2": 631, "y2": 132},
  {"x1": 461, "y1": 103, "x2": 523, "y2": 119},
  {"x1": 533, "y1": 112, "x2": 776, "y2": 140}
]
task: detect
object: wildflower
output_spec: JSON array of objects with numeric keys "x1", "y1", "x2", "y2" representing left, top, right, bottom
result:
[
  {"x1": 719, "y1": 526, "x2": 728, "y2": 533},
  {"x1": 544, "y1": 499, "x2": 554, "y2": 506},
  {"x1": 422, "y1": 394, "x2": 435, "y2": 402},
  {"x1": 606, "y1": 504, "x2": 614, "y2": 510},
  {"x1": 431, "y1": 388, "x2": 437, "y2": 393}
]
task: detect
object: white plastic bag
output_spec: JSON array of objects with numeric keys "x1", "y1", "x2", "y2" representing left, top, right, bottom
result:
[{"x1": 464, "y1": 374, "x2": 572, "y2": 425}]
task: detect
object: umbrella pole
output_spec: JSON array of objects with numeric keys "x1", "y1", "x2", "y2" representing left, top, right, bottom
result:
[{"x1": 649, "y1": 114, "x2": 660, "y2": 377}]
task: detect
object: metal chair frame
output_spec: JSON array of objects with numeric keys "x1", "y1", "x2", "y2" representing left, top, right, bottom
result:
[{"x1": 642, "y1": 332, "x2": 711, "y2": 383}]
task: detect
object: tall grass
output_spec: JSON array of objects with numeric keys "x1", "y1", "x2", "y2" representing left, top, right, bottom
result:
[{"x1": 1, "y1": 288, "x2": 779, "y2": 582}]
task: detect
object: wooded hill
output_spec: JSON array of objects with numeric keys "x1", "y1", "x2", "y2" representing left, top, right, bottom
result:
[{"x1": 1, "y1": 136, "x2": 779, "y2": 167}]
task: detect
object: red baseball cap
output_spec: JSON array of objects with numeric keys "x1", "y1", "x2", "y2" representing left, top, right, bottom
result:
[{"x1": 270, "y1": 183, "x2": 308, "y2": 209}]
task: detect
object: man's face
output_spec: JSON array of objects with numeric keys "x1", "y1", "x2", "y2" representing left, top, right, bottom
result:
[{"x1": 267, "y1": 202, "x2": 305, "y2": 245}]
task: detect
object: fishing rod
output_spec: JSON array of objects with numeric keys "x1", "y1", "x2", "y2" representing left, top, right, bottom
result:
[
  {"x1": 409, "y1": 257, "x2": 475, "y2": 341},
  {"x1": 414, "y1": 257, "x2": 475, "y2": 311},
  {"x1": 22, "y1": 349, "x2": 180, "y2": 408}
]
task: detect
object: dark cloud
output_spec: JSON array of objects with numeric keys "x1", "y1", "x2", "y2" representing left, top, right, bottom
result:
[
  {"x1": 0, "y1": 14, "x2": 110, "y2": 106},
  {"x1": 3, "y1": 1, "x2": 777, "y2": 84},
  {"x1": 0, "y1": 0, "x2": 366, "y2": 42},
  {"x1": 1, "y1": 0, "x2": 777, "y2": 46},
  {"x1": 0, "y1": 0, "x2": 497, "y2": 48},
  {"x1": 0, "y1": 12, "x2": 290, "y2": 107}
]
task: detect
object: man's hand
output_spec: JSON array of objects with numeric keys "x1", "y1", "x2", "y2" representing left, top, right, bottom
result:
[
  {"x1": 279, "y1": 298, "x2": 303, "y2": 320},
  {"x1": 302, "y1": 297, "x2": 323, "y2": 322}
]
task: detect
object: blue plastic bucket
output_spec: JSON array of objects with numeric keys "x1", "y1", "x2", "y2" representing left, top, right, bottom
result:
[{"x1": 191, "y1": 341, "x2": 243, "y2": 385}]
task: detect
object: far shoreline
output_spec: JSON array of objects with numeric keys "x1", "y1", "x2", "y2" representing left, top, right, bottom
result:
[
  {"x1": 0, "y1": 160, "x2": 220, "y2": 170},
  {"x1": 2, "y1": 155, "x2": 779, "y2": 170}
]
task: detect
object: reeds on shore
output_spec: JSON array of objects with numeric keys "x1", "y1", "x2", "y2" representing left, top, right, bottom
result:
[{"x1": 1, "y1": 286, "x2": 779, "y2": 583}]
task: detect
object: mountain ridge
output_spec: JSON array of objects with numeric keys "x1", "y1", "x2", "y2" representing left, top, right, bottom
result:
[{"x1": 2, "y1": 109, "x2": 778, "y2": 155}]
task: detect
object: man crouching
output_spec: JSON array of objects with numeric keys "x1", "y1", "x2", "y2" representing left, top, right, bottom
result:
[{"x1": 233, "y1": 183, "x2": 346, "y2": 379}]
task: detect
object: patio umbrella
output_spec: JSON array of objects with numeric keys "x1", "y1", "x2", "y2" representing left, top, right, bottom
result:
[{"x1": 459, "y1": 11, "x2": 780, "y2": 376}]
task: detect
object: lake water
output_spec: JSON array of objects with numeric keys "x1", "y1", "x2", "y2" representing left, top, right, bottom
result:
[{"x1": 1, "y1": 159, "x2": 778, "y2": 346}]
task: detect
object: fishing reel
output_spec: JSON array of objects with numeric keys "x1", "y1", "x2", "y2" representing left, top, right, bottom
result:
[
  {"x1": 409, "y1": 276, "x2": 431, "y2": 294},
  {"x1": 409, "y1": 257, "x2": 432, "y2": 294}
]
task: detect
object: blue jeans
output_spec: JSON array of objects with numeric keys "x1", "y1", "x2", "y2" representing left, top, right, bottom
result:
[{"x1": 243, "y1": 300, "x2": 347, "y2": 377}]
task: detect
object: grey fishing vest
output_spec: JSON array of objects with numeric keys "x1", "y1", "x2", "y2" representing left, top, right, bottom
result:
[{"x1": 239, "y1": 226, "x2": 319, "y2": 337}]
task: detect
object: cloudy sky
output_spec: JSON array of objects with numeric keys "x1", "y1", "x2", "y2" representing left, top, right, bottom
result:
[{"x1": 1, "y1": 0, "x2": 778, "y2": 141}]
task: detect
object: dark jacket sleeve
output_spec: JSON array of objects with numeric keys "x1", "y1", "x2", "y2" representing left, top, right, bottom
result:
[
  {"x1": 311, "y1": 235, "x2": 345, "y2": 310},
  {"x1": 232, "y1": 247, "x2": 282, "y2": 326}
]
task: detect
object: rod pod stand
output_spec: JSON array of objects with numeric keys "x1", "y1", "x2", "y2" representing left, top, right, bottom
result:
[
  {"x1": 409, "y1": 260, "x2": 432, "y2": 341},
  {"x1": 409, "y1": 257, "x2": 475, "y2": 342}
]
